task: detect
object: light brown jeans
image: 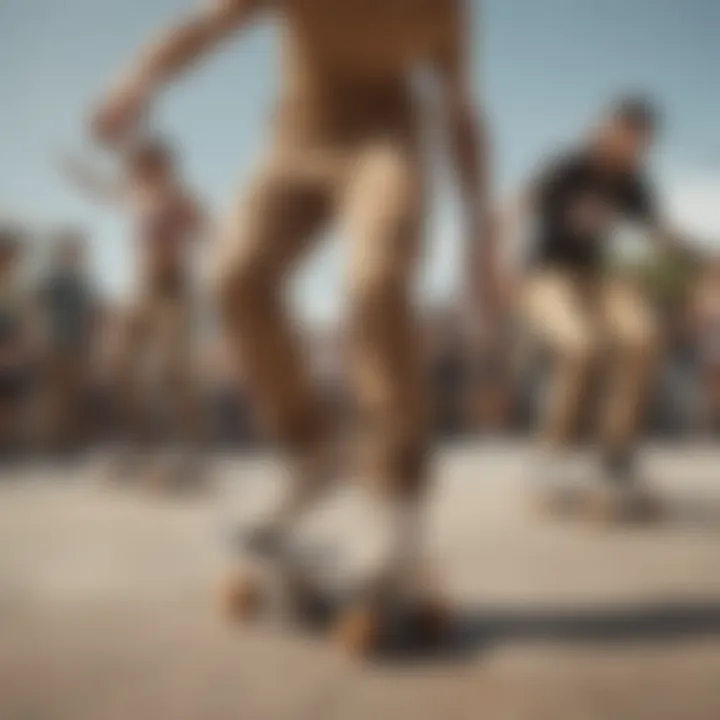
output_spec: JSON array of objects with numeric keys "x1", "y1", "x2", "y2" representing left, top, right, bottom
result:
[
  {"x1": 523, "y1": 269, "x2": 659, "y2": 452},
  {"x1": 214, "y1": 110, "x2": 429, "y2": 499}
]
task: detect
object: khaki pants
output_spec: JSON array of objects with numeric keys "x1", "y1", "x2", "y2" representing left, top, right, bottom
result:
[
  {"x1": 523, "y1": 269, "x2": 659, "y2": 452},
  {"x1": 116, "y1": 284, "x2": 199, "y2": 444},
  {"x1": 214, "y1": 113, "x2": 428, "y2": 498}
]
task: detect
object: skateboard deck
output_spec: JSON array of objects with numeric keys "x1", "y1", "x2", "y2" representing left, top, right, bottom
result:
[{"x1": 217, "y1": 529, "x2": 452, "y2": 657}]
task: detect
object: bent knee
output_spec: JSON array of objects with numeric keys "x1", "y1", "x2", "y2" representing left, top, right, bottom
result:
[
  {"x1": 360, "y1": 145, "x2": 416, "y2": 196},
  {"x1": 555, "y1": 331, "x2": 597, "y2": 367},
  {"x1": 212, "y1": 247, "x2": 277, "y2": 317},
  {"x1": 350, "y1": 262, "x2": 408, "y2": 313},
  {"x1": 615, "y1": 323, "x2": 659, "y2": 359}
]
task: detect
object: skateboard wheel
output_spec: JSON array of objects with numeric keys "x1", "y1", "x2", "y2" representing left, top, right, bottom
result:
[
  {"x1": 332, "y1": 606, "x2": 381, "y2": 657},
  {"x1": 217, "y1": 571, "x2": 262, "y2": 621}
]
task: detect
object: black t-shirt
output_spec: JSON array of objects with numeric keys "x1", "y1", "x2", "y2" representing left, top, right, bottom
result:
[{"x1": 531, "y1": 150, "x2": 657, "y2": 271}]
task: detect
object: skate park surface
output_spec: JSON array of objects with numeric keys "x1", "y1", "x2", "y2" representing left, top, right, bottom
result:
[{"x1": 1, "y1": 442, "x2": 720, "y2": 720}]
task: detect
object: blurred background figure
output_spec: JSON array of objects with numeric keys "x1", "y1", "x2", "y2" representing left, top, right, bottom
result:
[
  {"x1": 36, "y1": 230, "x2": 97, "y2": 455},
  {"x1": 60, "y1": 138, "x2": 206, "y2": 487},
  {"x1": 0, "y1": 225, "x2": 33, "y2": 460},
  {"x1": 694, "y1": 257, "x2": 720, "y2": 436},
  {"x1": 499, "y1": 96, "x2": 696, "y2": 506}
]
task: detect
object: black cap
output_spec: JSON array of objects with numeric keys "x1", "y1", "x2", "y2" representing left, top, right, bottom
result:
[{"x1": 611, "y1": 94, "x2": 661, "y2": 135}]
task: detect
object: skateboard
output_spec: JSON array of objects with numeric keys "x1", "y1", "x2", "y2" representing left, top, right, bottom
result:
[
  {"x1": 217, "y1": 528, "x2": 452, "y2": 657},
  {"x1": 331, "y1": 592, "x2": 451, "y2": 657},
  {"x1": 218, "y1": 528, "x2": 342, "y2": 631}
]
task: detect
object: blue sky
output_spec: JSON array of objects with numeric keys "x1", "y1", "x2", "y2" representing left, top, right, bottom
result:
[{"x1": 1, "y1": 0, "x2": 718, "y2": 322}]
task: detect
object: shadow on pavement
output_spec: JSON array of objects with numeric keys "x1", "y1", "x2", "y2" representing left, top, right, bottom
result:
[
  {"x1": 378, "y1": 599, "x2": 720, "y2": 666},
  {"x1": 663, "y1": 496, "x2": 720, "y2": 532}
]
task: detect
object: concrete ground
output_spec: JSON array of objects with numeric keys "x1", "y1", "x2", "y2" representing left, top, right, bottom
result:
[{"x1": 1, "y1": 442, "x2": 720, "y2": 720}]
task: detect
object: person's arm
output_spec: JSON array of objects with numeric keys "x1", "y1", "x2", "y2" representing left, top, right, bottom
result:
[
  {"x1": 93, "y1": 0, "x2": 264, "y2": 143},
  {"x1": 433, "y1": 1, "x2": 498, "y2": 338},
  {"x1": 630, "y1": 176, "x2": 700, "y2": 265}
]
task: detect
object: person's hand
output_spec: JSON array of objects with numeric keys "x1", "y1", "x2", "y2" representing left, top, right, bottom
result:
[{"x1": 91, "y1": 77, "x2": 150, "y2": 145}]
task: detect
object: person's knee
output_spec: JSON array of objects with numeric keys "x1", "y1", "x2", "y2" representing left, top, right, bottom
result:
[
  {"x1": 372, "y1": 432, "x2": 430, "y2": 500},
  {"x1": 361, "y1": 145, "x2": 415, "y2": 202},
  {"x1": 350, "y1": 262, "x2": 405, "y2": 320},
  {"x1": 557, "y1": 330, "x2": 596, "y2": 370},
  {"x1": 349, "y1": 225, "x2": 417, "y2": 318},
  {"x1": 213, "y1": 245, "x2": 277, "y2": 321},
  {"x1": 353, "y1": 145, "x2": 421, "y2": 242},
  {"x1": 616, "y1": 322, "x2": 659, "y2": 363}
]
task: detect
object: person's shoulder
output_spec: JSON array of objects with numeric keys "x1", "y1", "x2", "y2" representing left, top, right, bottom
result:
[
  {"x1": 532, "y1": 146, "x2": 588, "y2": 189},
  {"x1": 553, "y1": 147, "x2": 594, "y2": 176}
]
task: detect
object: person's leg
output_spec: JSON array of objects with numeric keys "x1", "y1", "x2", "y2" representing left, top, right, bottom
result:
[
  {"x1": 158, "y1": 293, "x2": 201, "y2": 445},
  {"x1": 114, "y1": 299, "x2": 151, "y2": 447},
  {"x1": 214, "y1": 159, "x2": 333, "y2": 535},
  {"x1": 340, "y1": 139, "x2": 429, "y2": 606},
  {"x1": 151, "y1": 292, "x2": 208, "y2": 489},
  {"x1": 599, "y1": 277, "x2": 659, "y2": 480},
  {"x1": 523, "y1": 270, "x2": 597, "y2": 448}
]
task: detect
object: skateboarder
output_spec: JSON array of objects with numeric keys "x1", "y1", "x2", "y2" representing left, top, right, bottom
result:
[
  {"x1": 502, "y1": 97, "x2": 692, "y2": 518},
  {"x1": 90, "y1": 0, "x2": 494, "y2": 653},
  {"x1": 61, "y1": 139, "x2": 207, "y2": 489}
]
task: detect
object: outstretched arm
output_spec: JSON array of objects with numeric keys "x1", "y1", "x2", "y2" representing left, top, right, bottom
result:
[
  {"x1": 434, "y1": 1, "x2": 498, "y2": 337},
  {"x1": 93, "y1": 0, "x2": 263, "y2": 143}
]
